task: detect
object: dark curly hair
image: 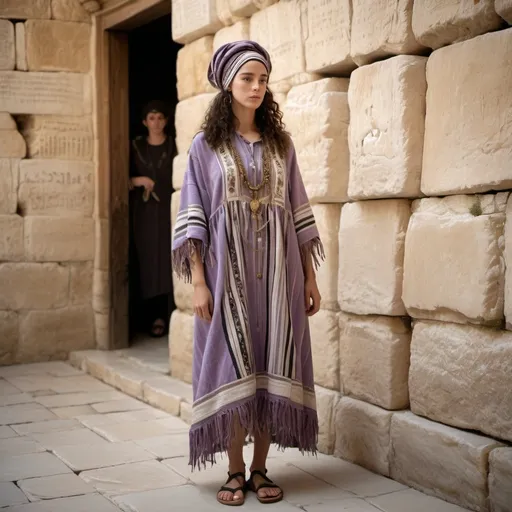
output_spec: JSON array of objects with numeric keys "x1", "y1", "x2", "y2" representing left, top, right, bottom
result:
[{"x1": 201, "y1": 89, "x2": 290, "y2": 157}]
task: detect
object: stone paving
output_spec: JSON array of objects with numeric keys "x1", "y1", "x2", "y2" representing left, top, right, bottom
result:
[{"x1": 0, "y1": 361, "x2": 472, "y2": 512}]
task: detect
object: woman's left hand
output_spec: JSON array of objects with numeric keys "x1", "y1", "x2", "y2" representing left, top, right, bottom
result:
[{"x1": 304, "y1": 277, "x2": 321, "y2": 316}]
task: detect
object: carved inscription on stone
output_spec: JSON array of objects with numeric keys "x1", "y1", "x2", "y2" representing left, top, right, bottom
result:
[
  {"x1": 18, "y1": 159, "x2": 93, "y2": 216},
  {"x1": 0, "y1": 158, "x2": 19, "y2": 214},
  {"x1": 0, "y1": 71, "x2": 87, "y2": 115},
  {"x1": 0, "y1": 20, "x2": 15, "y2": 70}
]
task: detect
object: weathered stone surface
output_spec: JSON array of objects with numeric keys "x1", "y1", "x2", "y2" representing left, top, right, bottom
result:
[
  {"x1": 506, "y1": 195, "x2": 512, "y2": 330},
  {"x1": 170, "y1": 190, "x2": 180, "y2": 242},
  {"x1": 0, "y1": 215, "x2": 23, "y2": 261},
  {"x1": 390, "y1": 411, "x2": 503, "y2": 511},
  {"x1": 348, "y1": 56, "x2": 426, "y2": 200},
  {"x1": 0, "y1": 451, "x2": 72, "y2": 482},
  {"x1": 251, "y1": 1, "x2": 305, "y2": 84},
  {"x1": 15, "y1": 23, "x2": 27, "y2": 71},
  {"x1": 284, "y1": 78, "x2": 350, "y2": 203},
  {"x1": 51, "y1": 0, "x2": 91, "y2": 22},
  {"x1": 92, "y1": 269, "x2": 109, "y2": 314},
  {"x1": 19, "y1": 307, "x2": 94, "y2": 362},
  {"x1": 213, "y1": 19, "x2": 250, "y2": 51},
  {"x1": 403, "y1": 194, "x2": 507, "y2": 325},
  {"x1": 496, "y1": 0, "x2": 512, "y2": 23},
  {"x1": 0, "y1": 482, "x2": 28, "y2": 507},
  {"x1": 335, "y1": 397, "x2": 392, "y2": 477},
  {"x1": 25, "y1": 216, "x2": 94, "y2": 262},
  {"x1": 0, "y1": 158, "x2": 19, "y2": 214},
  {"x1": 18, "y1": 159, "x2": 94, "y2": 216},
  {"x1": 69, "y1": 262, "x2": 93, "y2": 305},
  {"x1": 175, "y1": 93, "x2": 215, "y2": 154},
  {"x1": 410, "y1": 321, "x2": 512, "y2": 443},
  {"x1": 177, "y1": 37, "x2": 215, "y2": 101},
  {"x1": 351, "y1": 0, "x2": 424, "y2": 66},
  {"x1": 338, "y1": 200, "x2": 410, "y2": 316},
  {"x1": 0, "y1": 0, "x2": 51, "y2": 20},
  {"x1": 315, "y1": 386, "x2": 339, "y2": 455},
  {"x1": 19, "y1": 115, "x2": 93, "y2": 161},
  {"x1": 25, "y1": 20, "x2": 90, "y2": 72},
  {"x1": 172, "y1": 153, "x2": 187, "y2": 191},
  {"x1": 422, "y1": 30, "x2": 512, "y2": 196},
  {"x1": 18, "y1": 473, "x2": 95, "y2": 501},
  {"x1": 311, "y1": 204, "x2": 341, "y2": 311},
  {"x1": 215, "y1": 0, "x2": 243, "y2": 26},
  {"x1": 305, "y1": 0, "x2": 354, "y2": 75},
  {"x1": 310, "y1": 310, "x2": 339, "y2": 391},
  {"x1": 172, "y1": 0, "x2": 222, "y2": 44},
  {"x1": 173, "y1": 278, "x2": 193, "y2": 314},
  {"x1": 95, "y1": 218, "x2": 109, "y2": 271},
  {"x1": 412, "y1": 0, "x2": 503, "y2": 50},
  {"x1": 0, "y1": 311, "x2": 18, "y2": 365},
  {"x1": 0, "y1": 71, "x2": 89, "y2": 116},
  {"x1": 0, "y1": 129, "x2": 26, "y2": 158},
  {"x1": 228, "y1": 0, "x2": 277, "y2": 17},
  {"x1": 339, "y1": 313, "x2": 410, "y2": 410},
  {"x1": 0, "y1": 113, "x2": 15, "y2": 130},
  {"x1": 169, "y1": 310, "x2": 193, "y2": 384},
  {"x1": 0, "y1": 21, "x2": 15, "y2": 70},
  {"x1": 143, "y1": 376, "x2": 192, "y2": 416},
  {"x1": 0, "y1": 263, "x2": 68, "y2": 310},
  {"x1": 489, "y1": 448, "x2": 512, "y2": 512}
]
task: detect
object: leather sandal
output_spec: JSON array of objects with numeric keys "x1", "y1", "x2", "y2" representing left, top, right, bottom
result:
[
  {"x1": 247, "y1": 469, "x2": 283, "y2": 504},
  {"x1": 217, "y1": 471, "x2": 246, "y2": 506}
]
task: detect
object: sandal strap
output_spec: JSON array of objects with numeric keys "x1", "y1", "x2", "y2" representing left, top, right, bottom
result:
[
  {"x1": 250, "y1": 469, "x2": 272, "y2": 483},
  {"x1": 249, "y1": 469, "x2": 282, "y2": 492},
  {"x1": 219, "y1": 485, "x2": 244, "y2": 493},
  {"x1": 227, "y1": 471, "x2": 246, "y2": 481},
  {"x1": 253, "y1": 482, "x2": 280, "y2": 490}
]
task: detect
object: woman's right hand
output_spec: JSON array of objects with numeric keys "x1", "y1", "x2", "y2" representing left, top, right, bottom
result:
[
  {"x1": 131, "y1": 176, "x2": 155, "y2": 191},
  {"x1": 193, "y1": 282, "x2": 213, "y2": 322}
]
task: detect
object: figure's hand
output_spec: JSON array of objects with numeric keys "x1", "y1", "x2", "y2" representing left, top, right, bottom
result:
[
  {"x1": 193, "y1": 282, "x2": 213, "y2": 322},
  {"x1": 131, "y1": 176, "x2": 155, "y2": 192},
  {"x1": 304, "y1": 277, "x2": 321, "y2": 317}
]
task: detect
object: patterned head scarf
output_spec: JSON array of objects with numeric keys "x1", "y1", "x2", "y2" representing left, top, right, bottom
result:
[{"x1": 208, "y1": 40, "x2": 272, "y2": 91}]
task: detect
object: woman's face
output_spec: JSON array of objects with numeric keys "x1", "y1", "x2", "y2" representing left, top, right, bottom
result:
[
  {"x1": 143, "y1": 112, "x2": 167, "y2": 135},
  {"x1": 229, "y1": 60, "x2": 268, "y2": 111}
]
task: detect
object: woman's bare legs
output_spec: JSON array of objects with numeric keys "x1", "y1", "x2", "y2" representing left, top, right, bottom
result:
[
  {"x1": 250, "y1": 430, "x2": 282, "y2": 499},
  {"x1": 218, "y1": 418, "x2": 246, "y2": 503}
]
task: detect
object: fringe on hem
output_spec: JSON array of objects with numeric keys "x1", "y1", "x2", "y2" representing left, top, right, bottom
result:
[
  {"x1": 171, "y1": 239, "x2": 215, "y2": 283},
  {"x1": 300, "y1": 237, "x2": 325, "y2": 271},
  {"x1": 188, "y1": 392, "x2": 318, "y2": 471}
]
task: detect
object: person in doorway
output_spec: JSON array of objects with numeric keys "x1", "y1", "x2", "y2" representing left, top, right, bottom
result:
[
  {"x1": 172, "y1": 41, "x2": 323, "y2": 506},
  {"x1": 130, "y1": 100, "x2": 175, "y2": 337}
]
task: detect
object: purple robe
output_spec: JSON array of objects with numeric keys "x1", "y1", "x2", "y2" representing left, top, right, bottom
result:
[{"x1": 172, "y1": 131, "x2": 324, "y2": 469}]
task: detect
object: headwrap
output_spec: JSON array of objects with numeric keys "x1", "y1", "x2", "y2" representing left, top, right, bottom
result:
[
  {"x1": 207, "y1": 40, "x2": 272, "y2": 91},
  {"x1": 141, "y1": 100, "x2": 168, "y2": 120}
]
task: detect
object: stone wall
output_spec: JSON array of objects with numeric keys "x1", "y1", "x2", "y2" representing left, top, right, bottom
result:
[
  {"x1": 169, "y1": 1, "x2": 512, "y2": 511},
  {"x1": 0, "y1": 1, "x2": 96, "y2": 364}
]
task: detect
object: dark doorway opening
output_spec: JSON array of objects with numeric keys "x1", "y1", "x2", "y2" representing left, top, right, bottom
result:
[{"x1": 127, "y1": 15, "x2": 182, "y2": 342}]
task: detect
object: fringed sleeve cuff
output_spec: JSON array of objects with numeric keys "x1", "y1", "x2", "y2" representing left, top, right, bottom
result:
[
  {"x1": 299, "y1": 236, "x2": 325, "y2": 271},
  {"x1": 172, "y1": 238, "x2": 215, "y2": 284}
]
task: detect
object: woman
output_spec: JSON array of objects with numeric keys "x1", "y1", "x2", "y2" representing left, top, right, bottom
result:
[
  {"x1": 130, "y1": 100, "x2": 175, "y2": 337},
  {"x1": 172, "y1": 41, "x2": 323, "y2": 506}
]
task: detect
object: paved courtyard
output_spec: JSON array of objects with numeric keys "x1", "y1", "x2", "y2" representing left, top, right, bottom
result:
[{"x1": 0, "y1": 361, "x2": 471, "y2": 512}]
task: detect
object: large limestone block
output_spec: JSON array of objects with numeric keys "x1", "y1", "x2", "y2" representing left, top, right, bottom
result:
[
  {"x1": 338, "y1": 200, "x2": 410, "y2": 316},
  {"x1": 305, "y1": 0, "x2": 355, "y2": 75},
  {"x1": 0, "y1": 158, "x2": 19, "y2": 214},
  {"x1": 251, "y1": 1, "x2": 305, "y2": 84},
  {"x1": 0, "y1": 21, "x2": 15, "y2": 70},
  {"x1": 0, "y1": 129, "x2": 26, "y2": 158},
  {"x1": 25, "y1": 217, "x2": 94, "y2": 262},
  {"x1": 169, "y1": 310, "x2": 194, "y2": 384},
  {"x1": 213, "y1": 20, "x2": 250, "y2": 52},
  {"x1": 95, "y1": 219, "x2": 109, "y2": 271},
  {"x1": 175, "y1": 94, "x2": 215, "y2": 154},
  {"x1": 0, "y1": 71, "x2": 90, "y2": 116},
  {"x1": 172, "y1": 153, "x2": 188, "y2": 190},
  {"x1": 19, "y1": 115, "x2": 93, "y2": 161},
  {"x1": 177, "y1": 37, "x2": 215, "y2": 101},
  {"x1": 0, "y1": 112, "x2": 16, "y2": 130},
  {"x1": 173, "y1": 278, "x2": 193, "y2": 314},
  {"x1": 412, "y1": 0, "x2": 503, "y2": 50},
  {"x1": 402, "y1": 194, "x2": 507, "y2": 325},
  {"x1": 339, "y1": 313, "x2": 410, "y2": 410},
  {"x1": 18, "y1": 306, "x2": 94, "y2": 362},
  {"x1": 422, "y1": 30, "x2": 512, "y2": 196},
  {"x1": 0, "y1": 0, "x2": 51, "y2": 20},
  {"x1": 0, "y1": 215, "x2": 23, "y2": 261},
  {"x1": 0, "y1": 263, "x2": 69, "y2": 310},
  {"x1": 0, "y1": 311, "x2": 18, "y2": 365},
  {"x1": 69, "y1": 262, "x2": 93, "y2": 305},
  {"x1": 315, "y1": 386, "x2": 339, "y2": 455},
  {"x1": 25, "y1": 20, "x2": 91, "y2": 73},
  {"x1": 348, "y1": 56, "x2": 426, "y2": 200},
  {"x1": 334, "y1": 397, "x2": 392, "y2": 477},
  {"x1": 284, "y1": 78, "x2": 350, "y2": 203},
  {"x1": 350, "y1": 0, "x2": 424, "y2": 66},
  {"x1": 496, "y1": 0, "x2": 512, "y2": 23},
  {"x1": 172, "y1": 0, "x2": 222, "y2": 44},
  {"x1": 410, "y1": 321, "x2": 512, "y2": 443},
  {"x1": 390, "y1": 411, "x2": 503, "y2": 511},
  {"x1": 51, "y1": 0, "x2": 91, "y2": 22},
  {"x1": 506, "y1": 196, "x2": 512, "y2": 330},
  {"x1": 489, "y1": 448, "x2": 512, "y2": 512},
  {"x1": 309, "y1": 310, "x2": 339, "y2": 391},
  {"x1": 228, "y1": 0, "x2": 278, "y2": 18},
  {"x1": 215, "y1": 0, "x2": 244, "y2": 26},
  {"x1": 18, "y1": 159, "x2": 94, "y2": 217},
  {"x1": 15, "y1": 23, "x2": 27, "y2": 71}
]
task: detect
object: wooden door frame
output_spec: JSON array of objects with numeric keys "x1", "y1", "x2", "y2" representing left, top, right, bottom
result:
[{"x1": 94, "y1": 0, "x2": 173, "y2": 350}]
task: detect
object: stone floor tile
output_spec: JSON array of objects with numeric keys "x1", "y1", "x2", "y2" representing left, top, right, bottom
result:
[
  {"x1": 368, "y1": 489, "x2": 472, "y2": 512},
  {"x1": 0, "y1": 393, "x2": 35, "y2": 406},
  {"x1": 117, "y1": 336, "x2": 169, "y2": 374},
  {"x1": 52, "y1": 441, "x2": 155, "y2": 471},
  {"x1": 0, "y1": 437, "x2": 45, "y2": 455},
  {"x1": 137, "y1": 433, "x2": 190, "y2": 459},
  {"x1": 48, "y1": 375, "x2": 113, "y2": 394},
  {"x1": 18, "y1": 473, "x2": 96, "y2": 501},
  {"x1": 0, "y1": 378, "x2": 23, "y2": 395},
  {"x1": 3, "y1": 493, "x2": 122, "y2": 511},
  {"x1": 35, "y1": 390, "x2": 127, "y2": 408},
  {"x1": 77, "y1": 408, "x2": 170, "y2": 429},
  {"x1": 3, "y1": 375, "x2": 55, "y2": 393},
  {"x1": 12, "y1": 419, "x2": 82, "y2": 435},
  {"x1": 51, "y1": 405, "x2": 97, "y2": 419},
  {"x1": 0, "y1": 452, "x2": 72, "y2": 481},
  {"x1": 303, "y1": 498, "x2": 382, "y2": 511},
  {"x1": 31, "y1": 390, "x2": 57, "y2": 397},
  {"x1": 0, "y1": 425, "x2": 18, "y2": 438},
  {"x1": 0, "y1": 362, "x2": 83, "y2": 379},
  {"x1": 90, "y1": 419, "x2": 186, "y2": 442},
  {"x1": 30, "y1": 428, "x2": 109, "y2": 449},
  {"x1": 154, "y1": 416, "x2": 190, "y2": 431},
  {"x1": 91, "y1": 398, "x2": 151, "y2": 414},
  {"x1": 0, "y1": 403, "x2": 57, "y2": 425},
  {"x1": 79, "y1": 460, "x2": 188, "y2": 496},
  {"x1": 0, "y1": 482, "x2": 29, "y2": 507},
  {"x1": 162, "y1": 456, "x2": 227, "y2": 485}
]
